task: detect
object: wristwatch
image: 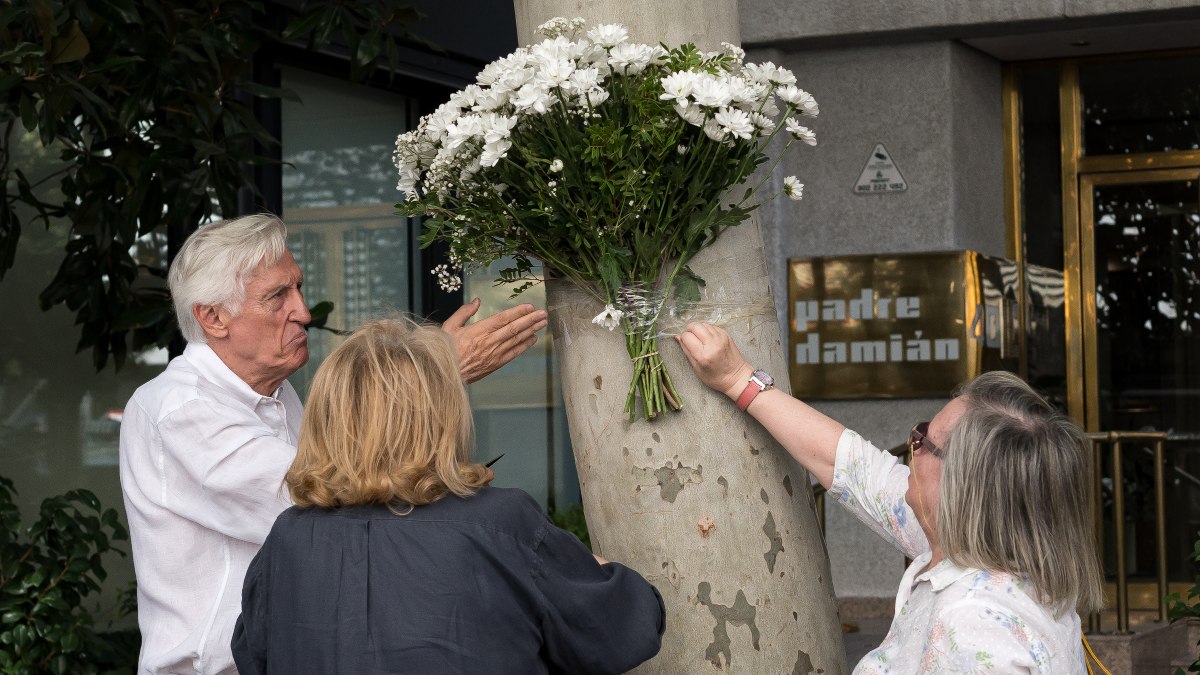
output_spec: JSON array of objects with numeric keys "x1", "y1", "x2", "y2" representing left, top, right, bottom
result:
[{"x1": 735, "y1": 368, "x2": 774, "y2": 411}]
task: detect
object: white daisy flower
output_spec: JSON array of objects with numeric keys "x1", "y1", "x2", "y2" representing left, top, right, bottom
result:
[
  {"x1": 591, "y1": 304, "x2": 625, "y2": 331},
  {"x1": 714, "y1": 107, "x2": 754, "y2": 140},
  {"x1": 691, "y1": 74, "x2": 733, "y2": 108},
  {"x1": 703, "y1": 118, "x2": 727, "y2": 141},
  {"x1": 659, "y1": 71, "x2": 698, "y2": 106},
  {"x1": 785, "y1": 118, "x2": 817, "y2": 145},
  {"x1": 783, "y1": 176, "x2": 804, "y2": 200},
  {"x1": 587, "y1": 23, "x2": 629, "y2": 47}
]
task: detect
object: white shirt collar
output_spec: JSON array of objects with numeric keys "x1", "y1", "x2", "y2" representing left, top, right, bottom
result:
[{"x1": 182, "y1": 342, "x2": 282, "y2": 405}]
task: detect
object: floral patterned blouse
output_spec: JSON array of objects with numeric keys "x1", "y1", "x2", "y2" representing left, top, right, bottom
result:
[{"x1": 829, "y1": 429, "x2": 1087, "y2": 674}]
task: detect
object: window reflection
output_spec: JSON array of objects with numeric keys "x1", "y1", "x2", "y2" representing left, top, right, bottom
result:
[
  {"x1": 279, "y1": 68, "x2": 417, "y2": 398},
  {"x1": 1081, "y1": 56, "x2": 1200, "y2": 156},
  {"x1": 464, "y1": 261, "x2": 580, "y2": 510},
  {"x1": 1092, "y1": 178, "x2": 1200, "y2": 433}
]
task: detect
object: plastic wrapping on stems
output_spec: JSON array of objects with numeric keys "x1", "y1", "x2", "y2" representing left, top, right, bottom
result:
[{"x1": 584, "y1": 283, "x2": 779, "y2": 421}]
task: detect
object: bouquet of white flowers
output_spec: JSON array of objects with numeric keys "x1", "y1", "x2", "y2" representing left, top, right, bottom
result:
[{"x1": 395, "y1": 17, "x2": 816, "y2": 421}]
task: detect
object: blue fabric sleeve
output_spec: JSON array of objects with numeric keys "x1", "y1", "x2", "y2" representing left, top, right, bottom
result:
[{"x1": 529, "y1": 520, "x2": 666, "y2": 675}]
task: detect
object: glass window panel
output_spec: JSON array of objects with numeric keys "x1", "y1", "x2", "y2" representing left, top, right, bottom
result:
[
  {"x1": 1091, "y1": 177, "x2": 1200, "y2": 433},
  {"x1": 0, "y1": 130, "x2": 147, "y2": 624},
  {"x1": 1081, "y1": 56, "x2": 1200, "y2": 156},
  {"x1": 1016, "y1": 65, "x2": 1068, "y2": 410},
  {"x1": 279, "y1": 68, "x2": 416, "y2": 397},
  {"x1": 1089, "y1": 176, "x2": 1200, "y2": 581},
  {"x1": 464, "y1": 262, "x2": 579, "y2": 511}
]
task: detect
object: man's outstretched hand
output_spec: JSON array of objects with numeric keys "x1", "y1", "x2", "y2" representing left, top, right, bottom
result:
[{"x1": 443, "y1": 299, "x2": 549, "y2": 383}]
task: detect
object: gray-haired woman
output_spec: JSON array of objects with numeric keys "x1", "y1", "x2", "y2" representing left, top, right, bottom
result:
[{"x1": 676, "y1": 323, "x2": 1103, "y2": 674}]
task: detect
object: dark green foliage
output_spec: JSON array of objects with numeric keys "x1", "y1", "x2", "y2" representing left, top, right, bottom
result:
[
  {"x1": 549, "y1": 502, "x2": 590, "y2": 550},
  {"x1": 1, "y1": 0, "x2": 418, "y2": 371},
  {"x1": 1166, "y1": 530, "x2": 1200, "y2": 674},
  {"x1": 0, "y1": 476, "x2": 133, "y2": 674}
]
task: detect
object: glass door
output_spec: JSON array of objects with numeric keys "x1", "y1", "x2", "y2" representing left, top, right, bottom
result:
[
  {"x1": 1079, "y1": 170, "x2": 1200, "y2": 434},
  {"x1": 1079, "y1": 169, "x2": 1200, "y2": 581}
]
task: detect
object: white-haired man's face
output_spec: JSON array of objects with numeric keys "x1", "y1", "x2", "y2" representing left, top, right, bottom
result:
[{"x1": 200, "y1": 250, "x2": 312, "y2": 395}]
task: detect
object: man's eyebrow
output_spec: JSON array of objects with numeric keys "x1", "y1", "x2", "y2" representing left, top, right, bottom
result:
[{"x1": 260, "y1": 279, "x2": 299, "y2": 297}]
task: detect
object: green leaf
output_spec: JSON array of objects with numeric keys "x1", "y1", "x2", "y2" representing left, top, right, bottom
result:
[
  {"x1": 672, "y1": 265, "x2": 706, "y2": 304},
  {"x1": 47, "y1": 21, "x2": 90, "y2": 65}
]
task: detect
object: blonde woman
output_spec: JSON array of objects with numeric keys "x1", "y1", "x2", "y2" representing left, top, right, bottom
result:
[
  {"x1": 676, "y1": 323, "x2": 1103, "y2": 674},
  {"x1": 231, "y1": 319, "x2": 664, "y2": 674}
]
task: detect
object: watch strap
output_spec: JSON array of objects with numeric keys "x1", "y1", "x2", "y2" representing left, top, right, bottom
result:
[{"x1": 736, "y1": 380, "x2": 761, "y2": 411}]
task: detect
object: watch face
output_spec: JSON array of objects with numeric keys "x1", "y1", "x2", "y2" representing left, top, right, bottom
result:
[{"x1": 753, "y1": 369, "x2": 773, "y2": 387}]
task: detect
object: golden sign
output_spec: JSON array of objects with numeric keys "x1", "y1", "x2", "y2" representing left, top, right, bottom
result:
[{"x1": 788, "y1": 251, "x2": 1027, "y2": 399}]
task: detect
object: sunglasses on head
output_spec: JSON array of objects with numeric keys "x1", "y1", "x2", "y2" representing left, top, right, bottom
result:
[{"x1": 908, "y1": 421, "x2": 944, "y2": 458}]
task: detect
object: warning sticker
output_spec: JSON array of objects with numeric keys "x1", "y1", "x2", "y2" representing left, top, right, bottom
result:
[{"x1": 853, "y1": 143, "x2": 907, "y2": 195}]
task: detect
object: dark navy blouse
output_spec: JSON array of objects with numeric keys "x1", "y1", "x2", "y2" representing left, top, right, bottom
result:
[{"x1": 231, "y1": 486, "x2": 665, "y2": 674}]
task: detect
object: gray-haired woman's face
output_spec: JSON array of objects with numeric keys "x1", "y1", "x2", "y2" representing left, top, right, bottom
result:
[{"x1": 904, "y1": 397, "x2": 966, "y2": 549}]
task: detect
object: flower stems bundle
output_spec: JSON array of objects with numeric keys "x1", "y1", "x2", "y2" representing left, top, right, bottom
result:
[{"x1": 394, "y1": 17, "x2": 817, "y2": 421}]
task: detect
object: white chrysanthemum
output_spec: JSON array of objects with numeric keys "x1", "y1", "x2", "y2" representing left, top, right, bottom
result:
[
  {"x1": 659, "y1": 71, "x2": 698, "y2": 106},
  {"x1": 703, "y1": 118, "x2": 727, "y2": 141},
  {"x1": 472, "y1": 88, "x2": 509, "y2": 112},
  {"x1": 587, "y1": 23, "x2": 629, "y2": 47},
  {"x1": 720, "y1": 42, "x2": 746, "y2": 61},
  {"x1": 673, "y1": 102, "x2": 706, "y2": 127},
  {"x1": 481, "y1": 113, "x2": 518, "y2": 145},
  {"x1": 539, "y1": 57, "x2": 576, "y2": 87},
  {"x1": 580, "y1": 87, "x2": 609, "y2": 108},
  {"x1": 749, "y1": 112, "x2": 774, "y2": 134},
  {"x1": 691, "y1": 74, "x2": 733, "y2": 108},
  {"x1": 787, "y1": 88, "x2": 818, "y2": 116},
  {"x1": 444, "y1": 114, "x2": 484, "y2": 150},
  {"x1": 424, "y1": 104, "x2": 459, "y2": 139},
  {"x1": 512, "y1": 83, "x2": 555, "y2": 113},
  {"x1": 676, "y1": 144, "x2": 688, "y2": 155},
  {"x1": 726, "y1": 76, "x2": 760, "y2": 106},
  {"x1": 591, "y1": 304, "x2": 624, "y2": 331},
  {"x1": 449, "y1": 84, "x2": 484, "y2": 111},
  {"x1": 785, "y1": 118, "x2": 817, "y2": 145},
  {"x1": 783, "y1": 176, "x2": 804, "y2": 200},
  {"x1": 565, "y1": 66, "x2": 601, "y2": 94},
  {"x1": 530, "y1": 36, "x2": 577, "y2": 66},
  {"x1": 743, "y1": 61, "x2": 796, "y2": 86},
  {"x1": 607, "y1": 42, "x2": 655, "y2": 73},
  {"x1": 776, "y1": 84, "x2": 807, "y2": 106},
  {"x1": 714, "y1": 107, "x2": 754, "y2": 140},
  {"x1": 492, "y1": 67, "x2": 535, "y2": 95},
  {"x1": 549, "y1": 158, "x2": 564, "y2": 172},
  {"x1": 479, "y1": 139, "x2": 512, "y2": 168}
]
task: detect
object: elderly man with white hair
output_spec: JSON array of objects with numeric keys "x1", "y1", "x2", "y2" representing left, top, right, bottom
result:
[{"x1": 119, "y1": 214, "x2": 547, "y2": 674}]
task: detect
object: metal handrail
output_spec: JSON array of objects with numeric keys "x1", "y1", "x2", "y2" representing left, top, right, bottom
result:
[{"x1": 1086, "y1": 431, "x2": 1170, "y2": 634}]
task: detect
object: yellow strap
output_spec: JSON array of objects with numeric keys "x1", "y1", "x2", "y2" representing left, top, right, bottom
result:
[{"x1": 1081, "y1": 633, "x2": 1112, "y2": 675}]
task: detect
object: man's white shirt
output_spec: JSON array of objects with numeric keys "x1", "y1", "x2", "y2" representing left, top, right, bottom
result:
[{"x1": 119, "y1": 343, "x2": 301, "y2": 674}]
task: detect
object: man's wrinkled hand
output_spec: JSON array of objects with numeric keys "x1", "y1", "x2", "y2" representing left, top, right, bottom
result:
[{"x1": 443, "y1": 299, "x2": 548, "y2": 383}]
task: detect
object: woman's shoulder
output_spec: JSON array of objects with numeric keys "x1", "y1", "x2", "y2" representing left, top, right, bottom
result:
[{"x1": 940, "y1": 567, "x2": 1079, "y2": 636}]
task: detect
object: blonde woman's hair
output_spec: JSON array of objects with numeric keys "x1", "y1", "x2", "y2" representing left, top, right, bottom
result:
[
  {"x1": 286, "y1": 317, "x2": 490, "y2": 509},
  {"x1": 938, "y1": 370, "x2": 1105, "y2": 614},
  {"x1": 168, "y1": 214, "x2": 289, "y2": 343}
]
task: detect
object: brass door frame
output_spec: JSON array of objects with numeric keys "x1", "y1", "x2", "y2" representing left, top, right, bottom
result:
[{"x1": 1077, "y1": 168, "x2": 1200, "y2": 431}]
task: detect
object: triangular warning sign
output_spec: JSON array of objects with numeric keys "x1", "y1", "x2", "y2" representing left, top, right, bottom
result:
[{"x1": 853, "y1": 143, "x2": 907, "y2": 194}]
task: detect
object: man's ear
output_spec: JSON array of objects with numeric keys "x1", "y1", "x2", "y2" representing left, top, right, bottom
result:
[{"x1": 193, "y1": 304, "x2": 230, "y2": 340}]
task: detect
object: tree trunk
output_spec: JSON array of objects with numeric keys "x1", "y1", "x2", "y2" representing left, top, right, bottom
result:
[
  {"x1": 518, "y1": 2, "x2": 847, "y2": 672},
  {"x1": 545, "y1": 221, "x2": 846, "y2": 674}
]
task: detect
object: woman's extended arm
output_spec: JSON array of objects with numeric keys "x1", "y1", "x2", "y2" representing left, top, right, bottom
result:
[{"x1": 676, "y1": 323, "x2": 845, "y2": 489}]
